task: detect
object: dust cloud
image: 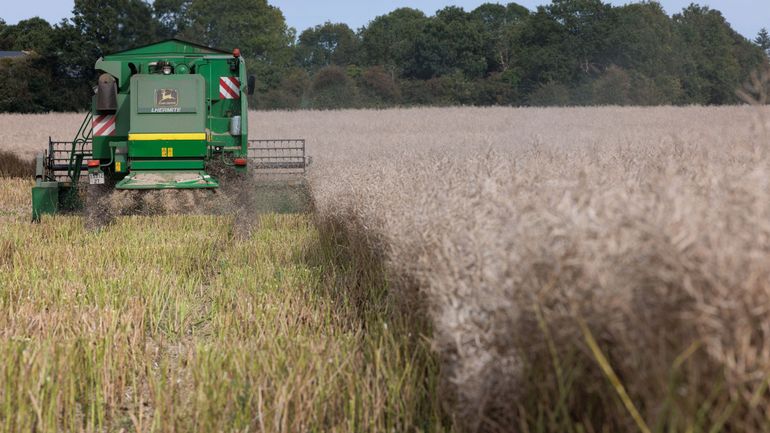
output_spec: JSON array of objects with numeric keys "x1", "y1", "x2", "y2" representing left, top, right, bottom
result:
[{"x1": 84, "y1": 162, "x2": 311, "y2": 233}]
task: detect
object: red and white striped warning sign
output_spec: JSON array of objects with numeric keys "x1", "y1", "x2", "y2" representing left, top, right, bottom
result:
[
  {"x1": 93, "y1": 114, "x2": 116, "y2": 137},
  {"x1": 219, "y1": 77, "x2": 241, "y2": 99}
]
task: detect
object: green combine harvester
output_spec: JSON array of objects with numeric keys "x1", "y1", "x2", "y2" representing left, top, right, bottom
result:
[{"x1": 32, "y1": 39, "x2": 308, "y2": 220}]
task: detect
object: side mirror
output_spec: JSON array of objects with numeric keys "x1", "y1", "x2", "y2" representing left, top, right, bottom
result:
[{"x1": 247, "y1": 75, "x2": 256, "y2": 95}]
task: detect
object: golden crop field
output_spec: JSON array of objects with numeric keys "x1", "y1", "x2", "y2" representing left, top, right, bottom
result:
[{"x1": 2, "y1": 105, "x2": 770, "y2": 432}]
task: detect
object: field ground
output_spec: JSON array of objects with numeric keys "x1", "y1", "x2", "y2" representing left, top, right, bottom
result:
[
  {"x1": 0, "y1": 179, "x2": 445, "y2": 432},
  {"x1": 2, "y1": 106, "x2": 770, "y2": 432}
]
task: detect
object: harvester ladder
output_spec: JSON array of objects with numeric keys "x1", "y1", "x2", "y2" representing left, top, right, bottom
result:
[
  {"x1": 67, "y1": 112, "x2": 94, "y2": 184},
  {"x1": 45, "y1": 112, "x2": 93, "y2": 183}
]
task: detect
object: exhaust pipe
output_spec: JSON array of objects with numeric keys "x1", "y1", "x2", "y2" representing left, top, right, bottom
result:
[{"x1": 96, "y1": 73, "x2": 118, "y2": 112}]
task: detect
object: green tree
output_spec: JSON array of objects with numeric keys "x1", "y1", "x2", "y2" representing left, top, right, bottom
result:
[
  {"x1": 180, "y1": 0, "x2": 295, "y2": 91},
  {"x1": 254, "y1": 67, "x2": 309, "y2": 110},
  {"x1": 307, "y1": 65, "x2": 358, "y2": 109},
  {"x1": 72, "y1": 0, "x2": 157, "y2": 56},
  {"x1": 296, "y1": 22, "x2": 359, "y2": 71},
  {"x1": 470, "y1": 3, "x2": 529, "y2": 74},
  {"x1": 404, "y1": 6, "x2": 488, "y2": 79},
  {"x1": 756, "y1": 28, "x2": 770, "y2": 56},
  {"x1": 181, "y1": 0, "x2": 292, "y2": 59},
  {"x1": 471, "y1": 2, "x2": 529, "y2": 29},
  {"x1": 10, "y1": 18, "x2": 55, "y2": 53},
  {"x1": 545, "y1": 0, "x2": 616, "y2": 78},
  {"x1": 358, "y1": 65, "x2": 400, "y2": 106},
  {"x1": 516, "y1": 7, "x2": 572, "y2": 93},
  {"x1": 48, "y1": 22, "x2": 98, "y2": 108},
  {"x1": 0, "y1": 53, "x2": 64, "y2": 113},
  {"x1": 591, "y1": 65, "x2": 631, "y2": 105},
  {"x1": 0, "y1": 17, "x2": 93, "y2": 112},
  {"x1": 527, "y1": 80, "x2": 571, "y2": 106},
  {"x1": 0, "y1": 19, "x2": 11, "y2": 50},
  {"x1": 1, "y1": 0, "x2": 767, "y2": 111},
  {"x1": 674, "y1": 5, "x2": 763, "y2": 104},
  {"x1": 0, "y1": 56, "x2": 40, "y2": 112},
  {"x1": 606, "y1": 2, "x2": 684, "y2": 104},
  {"x1": 609, "y1": 3, "x2": 679, "y2": 76},
  {"x1": 153, "y1": 0, "x2": 192, "y2": 38},
  {"x1": 359, "y1": 8, "x2": 429, "y2": 75}
]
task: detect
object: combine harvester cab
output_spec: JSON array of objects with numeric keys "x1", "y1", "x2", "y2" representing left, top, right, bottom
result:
[{"x1": 32, "y1": 39, "x2": 308, "y2": 221}]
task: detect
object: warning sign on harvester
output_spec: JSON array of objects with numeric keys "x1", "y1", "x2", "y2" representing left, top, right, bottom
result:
[
  {"x1": 93, "y1": 114, "x2": 116, "y2": 136},
  {"x1": 219, "y1": 77, "x2": 240, "y2": 99}
]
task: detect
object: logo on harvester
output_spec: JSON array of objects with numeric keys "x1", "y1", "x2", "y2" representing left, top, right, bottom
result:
[
  {"x1": 155, "y1": 88, "x2": 179, "y2": 107},
  {"x1": 93, "y1": 114, "x2": 116, "y2": 136},
  {"x1": 219, "y1": 77, "x2": 240, "y2": 99}
]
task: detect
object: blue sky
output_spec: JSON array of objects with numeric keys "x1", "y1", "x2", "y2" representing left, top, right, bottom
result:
[{"x1": 1, "y1": 1, "x2": 767, "y2": 40}]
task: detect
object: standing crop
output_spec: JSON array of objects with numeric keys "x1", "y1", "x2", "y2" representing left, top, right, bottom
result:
[{"x1": 255, "y1": 106, "x2": 770, "y2": 432}]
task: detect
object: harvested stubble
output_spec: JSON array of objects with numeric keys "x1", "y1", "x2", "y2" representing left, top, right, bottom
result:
[
  {"x1": 0, "y1": 180, "x2": 445, "y2": 432},
  {"x1": 253, "y1": 106, "x2": 770, "y2": 432}
]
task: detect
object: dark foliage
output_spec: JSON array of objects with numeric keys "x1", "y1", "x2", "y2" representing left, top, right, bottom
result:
[{"x1": 0, "y1": 1, "x2": 766, "y2": 112}]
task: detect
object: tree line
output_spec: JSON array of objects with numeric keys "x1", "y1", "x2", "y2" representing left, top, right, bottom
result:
[{"x1": 0, "y1": 0, "x2": 768, "y2": 113}]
